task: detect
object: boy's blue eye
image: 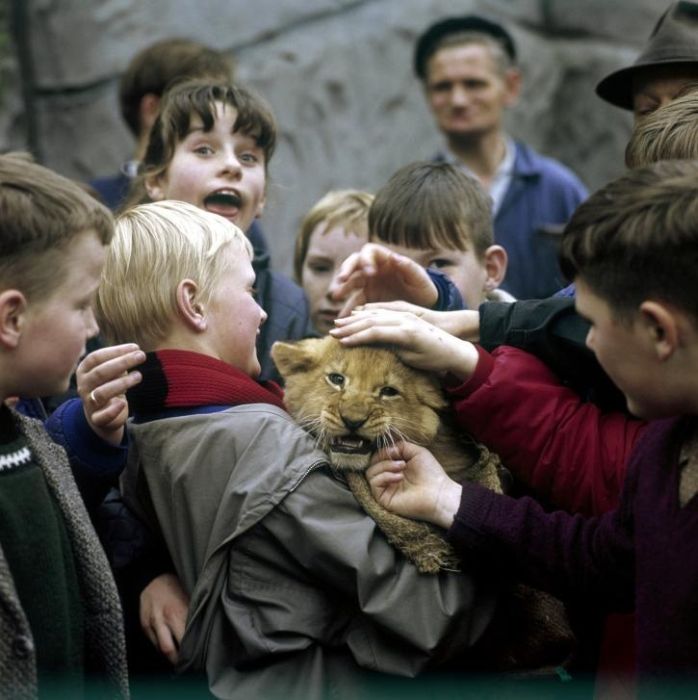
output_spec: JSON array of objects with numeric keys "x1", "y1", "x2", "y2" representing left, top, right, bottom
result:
[
  {"x1": 194, "y1": 145, "x2": 214, "y2": 155},
  {"x1": 429, "y1": 258, "x2": 453, "y2": 269}
]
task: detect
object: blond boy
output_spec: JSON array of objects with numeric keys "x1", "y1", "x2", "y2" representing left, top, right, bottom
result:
[
  {"x1": 293, "y1": 190, "x2": 373, "y2": 334},
  {"x1": 99, "y1": 201, "x2": 498, "y2": 699}
]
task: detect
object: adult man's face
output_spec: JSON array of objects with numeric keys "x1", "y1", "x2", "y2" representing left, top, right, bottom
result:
[
  {"x1": 632, "y1": 64, "x2": 698, "y2": 121},
  {"x1": 424, "y1": 41, "x2": 520, "y2": 142}
]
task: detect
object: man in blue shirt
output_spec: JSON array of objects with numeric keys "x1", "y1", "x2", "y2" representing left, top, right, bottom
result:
[{"x1": 415, "y1": 15, "x2": 588, "y2": 300}]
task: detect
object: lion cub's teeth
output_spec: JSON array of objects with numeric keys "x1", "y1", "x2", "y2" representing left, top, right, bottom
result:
[{"x1": 331, "y1": 437, "x2": 372, "y2": 454}]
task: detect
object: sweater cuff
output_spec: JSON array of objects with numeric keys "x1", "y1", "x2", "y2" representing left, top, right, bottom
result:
[
  {"x1": 446, "y1": 481, "x2": 498, "y2": 551},
  {"x1": 443, "y1": 345, "x2": 494, "y2": 395}
]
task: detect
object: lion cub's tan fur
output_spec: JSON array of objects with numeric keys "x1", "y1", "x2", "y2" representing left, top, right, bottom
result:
[{"x1": 271, "y1": 336, "x2": 502, "y2": 573}]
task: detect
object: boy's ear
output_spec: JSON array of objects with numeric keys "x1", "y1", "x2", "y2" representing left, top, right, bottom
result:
[
  {"x1": 482, "y1": 245, "x2": 508, "y2": 292},
  {"x1": 175, "y1": 279, "x2": 207, "y2": 332},
  {"x1": 254, "y1": 191, "x2": 266, "y2": 220},
  {"x1": 639, "y1": 300, "x2": 679, "y2": 361},
  {"x1": 138, "y1": 93, "x2": 161, "y2": 136},
  {"x1": 503, "y1": 67, "x2": 522, "y2": 107},
  {"x1": 0, "y1": 290, "x2": 28, "y2": 350},
  {"x1": 144, "y1": 173, "x2": 166, "y2": 202}
]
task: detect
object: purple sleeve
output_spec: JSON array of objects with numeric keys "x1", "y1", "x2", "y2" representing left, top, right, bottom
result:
[{"x1": 446, "y1": 481, "x2": 635, "y2": 612}]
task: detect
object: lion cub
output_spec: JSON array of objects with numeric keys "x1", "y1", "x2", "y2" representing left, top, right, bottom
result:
[{"x1": 271, "y1": 336, "x2": 502, "y2": 573}]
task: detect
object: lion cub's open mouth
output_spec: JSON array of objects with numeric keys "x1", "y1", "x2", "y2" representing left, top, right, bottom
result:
[{"x1": 328, "y1": 436, "x2": 376, "y2": 471}]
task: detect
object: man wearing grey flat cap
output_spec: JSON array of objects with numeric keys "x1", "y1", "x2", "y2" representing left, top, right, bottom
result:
[
  {"x1": 597, "y1": 1, "x2": 698, "y2": 120},
  {"x1": 415, "y1": 15, "x2": 588, "y2": 301}
]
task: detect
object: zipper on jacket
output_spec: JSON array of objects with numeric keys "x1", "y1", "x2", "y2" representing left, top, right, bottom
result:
[{"x1": 289, "y1": 459, "x2": 326, "y2": 492}]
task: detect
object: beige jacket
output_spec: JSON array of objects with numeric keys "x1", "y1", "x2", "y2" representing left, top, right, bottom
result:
[{"x1": 123, "y1": 404, "x2": 497, "y2": 700}]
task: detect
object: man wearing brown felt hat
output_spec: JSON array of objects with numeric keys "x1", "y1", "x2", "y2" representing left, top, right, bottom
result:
[{"x1": 596, "y1": 1, "x2": 698, "y2": 120}]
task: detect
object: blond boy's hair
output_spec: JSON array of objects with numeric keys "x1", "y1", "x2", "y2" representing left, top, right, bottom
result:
[
  {"x1": 368, "y1": 161, "x2": 493, "y2": 258},
  {"x1": 97, "y1": 200, "x2": 252, "y2": 349},
  {"x1": 625, "y1": 89, "x2": 698, "y2": 168},
  {"x1": 0, "y1": 152, "x2": 113, "y2": 302},
  {"x1": 293, "y1": 189, "x2": 374, "y2": 283}
]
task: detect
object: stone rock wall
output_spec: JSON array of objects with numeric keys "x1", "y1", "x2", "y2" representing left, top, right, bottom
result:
[{"x1": 3, "y1": 0, "x2": 665, "y2": 276}]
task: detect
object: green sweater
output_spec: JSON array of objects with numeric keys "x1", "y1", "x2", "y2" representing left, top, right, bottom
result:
[{"x1": 0, "y1": 405, "x2": 84, "y2": 696}]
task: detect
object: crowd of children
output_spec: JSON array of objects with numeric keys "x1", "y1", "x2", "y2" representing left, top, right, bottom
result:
[{"x1": 5, "y1": 3, "x2": 698, "y2": 699}]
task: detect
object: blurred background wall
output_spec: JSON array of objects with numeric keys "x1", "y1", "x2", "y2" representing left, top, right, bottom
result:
[{"x1": 0, "y1": 0, "x2": 664, "y2": 277}]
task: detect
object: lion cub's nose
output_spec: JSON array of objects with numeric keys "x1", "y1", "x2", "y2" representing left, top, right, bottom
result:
[{"x1": 341, "y1": 415, "x2": 367, "y2": 432}]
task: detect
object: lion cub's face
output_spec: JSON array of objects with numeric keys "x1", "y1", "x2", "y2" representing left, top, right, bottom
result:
[{"x1": 271, "y1": 336, "x2": 447, "y2": 471}]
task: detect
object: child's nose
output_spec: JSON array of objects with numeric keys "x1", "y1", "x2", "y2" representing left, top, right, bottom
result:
[
  {"x1": 220, "y1": 150, "x2": 242, "y2": 176},
  {"x1": 85, "y1": 307, "x2": 100, "y2": 339},
  {"x1": 451, "y1": 84, "x2": 469, "y2": 106}
]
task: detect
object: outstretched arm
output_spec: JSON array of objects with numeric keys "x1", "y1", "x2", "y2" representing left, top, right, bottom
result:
[
  {"x1": 45, "y1": 344, "x2": 144, "y2": 512},
  {"x1": 345, "y1": 301, "x2": 481, "y2": 341},
  {"x1": 76, "y1": 343, "x2": 145, "y2": 446},
  {"x1": 331, "y1": 308, "x2": 478, "y2": 379},
  {"x1": 329, "y1": 243, "x2": 439, "y2": 315},
  {"x1": 333, "y1": 310, "x2": 645, "y2": 516},
  {"x1": 367, "y1": 441, "x2": 635, "y2": 608}
]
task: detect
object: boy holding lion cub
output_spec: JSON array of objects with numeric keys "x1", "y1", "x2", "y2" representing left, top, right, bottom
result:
[{"x1": 97, "y1": 199, "x2": 516, "y2": 698}]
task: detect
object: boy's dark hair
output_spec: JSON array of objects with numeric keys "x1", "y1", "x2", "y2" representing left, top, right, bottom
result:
[
  {"x1": 125, "y1": 80, "x2": 277, "y2": 209},
  {"x1": 0, "y1": 152, "x2": 113, "y2": 301},
  {"x1": 559, "y1": 159, "x2": 698, "y2": 322},
  {"x1": 119, "y1": 38, "x2": 234, "y2": 137},
  {"x1": 368, "y1": 161, "x2": 493, "y2": 258}
]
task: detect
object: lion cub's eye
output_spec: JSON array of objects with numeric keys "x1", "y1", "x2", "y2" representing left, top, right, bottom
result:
[
  {"x1": 379, "y1": 386, "x2": 399, "y2": 398},
  {"x1": 326, "y1": 372, "x2": 345, "y2": 388}
]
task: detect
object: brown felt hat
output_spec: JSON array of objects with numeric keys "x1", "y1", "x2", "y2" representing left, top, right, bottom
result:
[{"x1": 596, "y1": 1, "x2": 698, "y2": 110}]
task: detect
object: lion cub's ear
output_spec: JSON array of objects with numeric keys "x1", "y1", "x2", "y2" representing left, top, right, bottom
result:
[{"x1": 271, "y1": 338, "x2": 324, "y2": 379}]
